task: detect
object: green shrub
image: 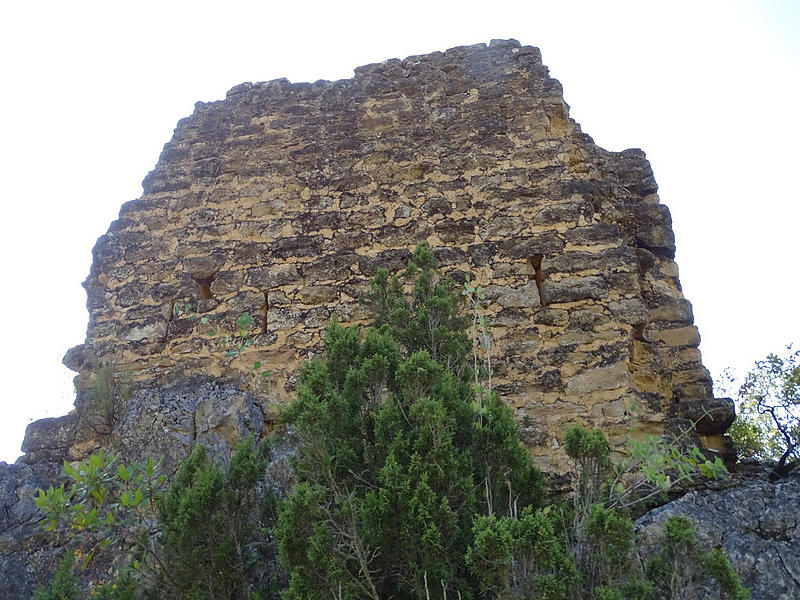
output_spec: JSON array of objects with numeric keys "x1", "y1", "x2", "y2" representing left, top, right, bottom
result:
[
  {"x1": 276, "y1": 243, "x2": 548, "y2": 600},
  {"x1": 32, "y1": 551, "x2": 77, "y2": 600},
  {"x1": 82, "y1": 363, "x2": 134, "y2": 434},
  {"x1": 156, "y1": 439, "x2": 280, "y2": 599},
  {"x1": 646, "y1": 515, "x2": 750, "y2": 600}
]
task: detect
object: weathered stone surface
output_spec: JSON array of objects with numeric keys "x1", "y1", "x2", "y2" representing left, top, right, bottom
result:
[
  {"x1": 19, "y1": 415, "x2": 76, "y2": 465},
  {"x1": 0, "y1": 460, "x2": 66, "y2": 597},
  {"x1": 649, "y1": 297, "x2": 694, "y2": 324},
  {"x1": 678, "y1": 396, "x2": 736, "y2": 435},
  {"x1": 636, "y1": 468, "x2": 800, "y2": 600},
  {"x1": 566, "y1": 361, "x2": 630, "y2": 394},
  {"x1": 633, "y1": 204, "x2": 676, "y2": 257},
  {"x1": 644, "y1": 325, "x2": 701, "y2": 347},
  {"x1": 608, "y1": 297, "x2": 649, "y2": 326},
  {"x1": 488, "y1": 281, "x2": 541, "y2": 308},
  {"x1": 541, "y1": 275, "x2": 610, "y2": 304}
]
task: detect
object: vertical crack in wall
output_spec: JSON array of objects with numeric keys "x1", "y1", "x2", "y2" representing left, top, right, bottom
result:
[
  {"x1": 268, "y1": 290, "x2": 269, "y2": 333},
  {"x1": 529, "y1": 255, "x2": 545, "y2": 306}
]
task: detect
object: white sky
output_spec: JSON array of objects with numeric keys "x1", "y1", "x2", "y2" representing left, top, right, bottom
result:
[{"x1": 0, "y1": 0, "x2": 798, "y2": 463}]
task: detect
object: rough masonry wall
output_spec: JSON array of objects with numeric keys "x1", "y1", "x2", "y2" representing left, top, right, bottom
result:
[{"x1": 44, "y1": 40, "x2": 731, "y2": 473}]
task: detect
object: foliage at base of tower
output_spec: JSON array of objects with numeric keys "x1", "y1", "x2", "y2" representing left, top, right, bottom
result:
[
  {"x1": 34, "y1": 450, "x2": 167, "y2": 574},
  {"x1": 466, "y1": 422, "x2": 735, "y2": 600},
  {"x1": 466, "y1": 508, "x2": 580, "y2": 599},
  {"x1": 155, "y1": 441, "x2": 281, "y2": 599},
  {"x1": 33, "y1": 439, "x2": 281, "y2": 599},
  {"x1": 645, "y1": 515, "x2": 750, "y2": 600},
  {"x1": 275, "y1": 243, "x2": 547, "y2": 600},
  {"x1": 559, "y1": 423, "x2": 728, "y2": 599}
]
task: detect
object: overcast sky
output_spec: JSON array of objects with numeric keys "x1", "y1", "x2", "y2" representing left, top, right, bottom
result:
[{"x1": 0, "y1": 0, "x2": 797, "y2": 463}]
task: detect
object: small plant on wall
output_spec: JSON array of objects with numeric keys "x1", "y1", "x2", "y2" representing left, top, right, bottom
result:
[{"x1": 80, "y1": 362, "x2": 134, "y2": 435}]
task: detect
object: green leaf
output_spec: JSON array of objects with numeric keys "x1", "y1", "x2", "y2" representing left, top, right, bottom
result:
[
  {"x1": 62, "y1": 461, "x2": 79, "y2": 480},
  {"x1": 236, "y1": 312, "x2": 254, "y2": 331}
]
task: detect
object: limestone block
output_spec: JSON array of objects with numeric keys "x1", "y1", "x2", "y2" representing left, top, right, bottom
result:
[
  {"x1": 244, "y1": 264, "x2": 300, "y2": 289},
  {"x1": 590, "y1": 399, "x2": 628, "y2": 419},
  {"x1": 531, "y1": 200, "x2": 593, "y2": 225},
  {"x1": 649, "y1": 325, "x2": 701, "y2": 347},
  {"x1": 633, "y1": 204, "x2": 675, "y2": 257},
  {"x1": 19, "y1": 414, "x2": 77, "y2": 463},
  {"x1": 566, "y1": 361, "x2": 629, "y2": 394},
  {"x1": 498, "y1": 232, "x2": 564, "y2": 258},
  {"x1": 211, "y1": 270, "x2": 246, "y2": 295},
  {"x1": 608, "y1": 297, "x2": 649, "y2": 326},
  {"x1": 564, "y1": 223, "x2": 620, "y2": 245},
  {"x1": 297, "y1": 285, "x2": 339, "y2": 305},
  {"x1": 541, "y1": 275, "x2": 609, "y2": 304},
  {"x1": 649, "y1": 297, "x2": 693, "y2": 324},
  {"x1": 542, "y1": 247, "x2": 637, "y2": 276},
  {"x1": 679, "y1": 394, "x2": 734, "y2": 432},
  {"x1": 488, "y1": 281, "x2": 541, "y2": 308},
  {"x1": 123, "y1": 321, "x2": 167, "y2": 342},
  {"x1": 268, "y1": 307, "x2": 302, "y2": 331}
]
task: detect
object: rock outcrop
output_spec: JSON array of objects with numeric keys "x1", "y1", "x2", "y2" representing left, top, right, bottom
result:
[
  {"x1": 636, "y1": 465, "x2": 800, "y2": 599},
  {"x1": 1, "y1": 39, "x2": 736, "y2": 596}
]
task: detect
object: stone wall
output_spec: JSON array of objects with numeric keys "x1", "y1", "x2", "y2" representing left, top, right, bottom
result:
[{"x1": 49, "y1": 39, "x2": 732, "y2": 473}]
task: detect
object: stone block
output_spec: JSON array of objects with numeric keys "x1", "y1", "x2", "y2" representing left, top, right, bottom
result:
[
  {"x1": 608, "y1": 297, "x2": 649, "y2": 326},
  {"x1": 123, "y1": 321, "x2": 167, "y2": 342},
  {"x1": 677, "y1": 397, "x2": 736, "y2": 435},
  {"x1": 542, "y1": 247, "x2": 637, "y2": 276},
  {"x1": 531, "y1": 200, "x2": 593, "y2": 225},
  {"x1": 634, "y1": 204, "x2": 675, "y2": 257},
  {"x1": 649, "y1": 297, "x2": 693, "y2": 324},
  {"x1": 541, "y1": 275, "x2": 609, "y2": 304},
  {"x1": 564, "y1": 223, "x2": 621, "y2": 245},
  {"x1": 20, "y1": 414, "x2": 77, "y2": 459},
  {"x1": 498, "y1": 232, "x2": 564, "y2": 258},
  {"x1": 487, "y1": 281, "x2": 541, "y2": 308},
  {"x1": 650, "y1": 325, "x2": 700, "y2": 347},
  {"x1": 566, "y1": 361, "x2": 629, "y2": 394},
  {"x1": 297, "y1": 285, "x2": 339, "y2": 305},
  {"x1": 244, "y1": 264, "x2": 300, "y2": 289}
]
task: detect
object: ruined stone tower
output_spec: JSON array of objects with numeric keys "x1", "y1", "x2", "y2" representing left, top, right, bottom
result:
[
  {"x1": 2, "y1": 38, "x2": 738, "y2": 596},
  {"x1": 26, "y1": 39, "x2": 733, "y2": 475}
]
